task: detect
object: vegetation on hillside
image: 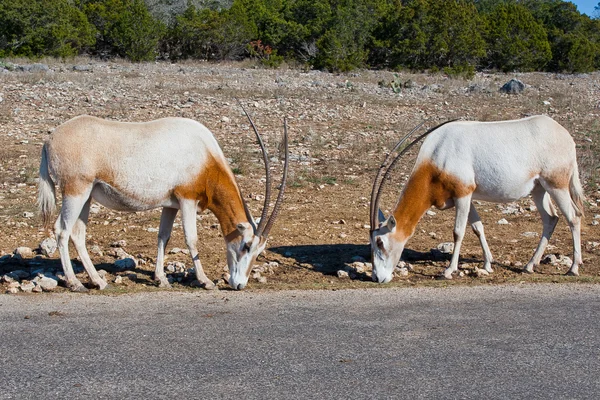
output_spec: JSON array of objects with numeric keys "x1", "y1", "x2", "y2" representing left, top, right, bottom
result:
[{"x1": 0, "y1": 0, "x2": 599, "y2": 73}]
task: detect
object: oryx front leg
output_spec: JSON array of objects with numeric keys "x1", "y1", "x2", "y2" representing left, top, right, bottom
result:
[
  {"x1": 154, "y1": 207, "x2": 178, "y2": 288},
  {"x1": 180, "y1": 199, "x2": 215, "y2": 289},
  {"x1": 469, "y1": 204, "x2": 493, "y2": 273},
  {"x1": 70, "y1": 198, "x2": 108, "y2": 290},
  {"x1": 55, "y1": 190, "x2": 92, "y2": 292},
  {"x1": 525, "y1": 185, "x2": 559, "y2": 274},
  {"x1": 442, "y1": 196, "x2": 472, "y2": 279}
]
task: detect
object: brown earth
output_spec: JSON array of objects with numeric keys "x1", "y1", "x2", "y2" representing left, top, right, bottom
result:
[{"x1": 1, "y1": 59, "x2": 599, "y2": 292}]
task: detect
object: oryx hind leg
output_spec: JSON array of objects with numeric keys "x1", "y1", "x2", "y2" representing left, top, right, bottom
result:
[
  {"x1": 469, "y1": 204, "x2": 493, "y2": 273},
  {"x1": 154, "y1": 207, "x2": 178, "y2": 288},
  {"x1": 525, "y1": 184, "x2": 559, "y2": 274},
  {"x1": 55, "y1": 188, "x2": 93, "y2": 292},
  {"x1": 544, "y1": 185, "x2": 582, "y2": 276},
  {"x1": 70, "y1": 198, "x2": 108, "y2": 290}
]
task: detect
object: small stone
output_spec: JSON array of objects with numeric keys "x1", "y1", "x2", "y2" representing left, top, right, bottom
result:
[
  {"x1": 36, "y1": 276, "x2": 58, "y2": 291},
  {"x1": 114, "y1": 276, "x2": 123, "y2": 284},
  {"x1": 337, "y1": 270, "x2": 349, "y2": 278},
  {"x1": 426, "y1": 210, "x2": 436, "y2": 216},
  {"x1": 221, "y1": 116, "x2": 230, "y2": 123},
  {"x1": 110, "y1": 240, "x2": 127, "y2": 248},
  {"x1": 257, "y1": 276, "x2": 267, "y2": 284},
  {"x1": 20, "y1": 281, "x2": 35, "y2": 292},
  {"x1": 542, "y1": 254, "x2": 558, "y2": 265},
  {"x1": 39, "y1": 237, "x2": 57, "y2": 257},
  {"x1": 395, "y1": 267, "x2": 409, "y2": 276},
  {"x1": 8, "y1": 270, "x2": 29, "y2": 280},
  {"x1": 114, "y1": 257, "x2": 137, "y2": 270},
  {"x1": 437, "y1": 242, "x2": 454, "y2": 254},
  {"x1": 169, "y1": 247, "x2": 183, "y2": 254},
  {"x1": 89, "y1": 245, "x2": 103, "y2": 256},
  {"x1": 475, "y1": 267, "x2": 489, "y2": 277},
  {"x1": 558, "y1": 256, "x2": 573, "y2": 267},
  {"x1": 97, "y1": 269, "x2": 108, "y2": 279},
  {"x1": 14, "y1": 247, "x2": 34, "y2": 258},
  {"x1": 499, "y1": 79, "x2": 525, "y2": 94},
  {"x1": 7, "y1": 287, "x2": 19, "y2": 294},
  {"x1": 521, "y1": 232, "x2": 538, "y2": 238},
  {"x1": 22, "y1": 211, "x2": 35, "y2": 218},
  {"x1": 338, "y1": 233, "x2": 347, "y2": 238},
  {"x1": 497, "y1": 218, "x2": 509, "y2": 225}
]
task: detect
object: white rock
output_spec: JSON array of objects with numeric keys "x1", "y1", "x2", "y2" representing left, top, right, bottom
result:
[
  {"x1": 426, "y1": 210, "x2": 436, "y2": 216},
  {"x1": 110, "y1": 239, "x2": 127, "y2": 248},
  {"x1": 20, "y1": 281, "x2": 35, "y2": 292},
  {"x1": 542, "y1": 254, "x2": 558, "y2": 265},
  {"x1": 114, "y1": 276, "x2": 123, "y2": 284},
  {"x1": 558, "y1": 256, "x2": 573, "y2": 267},
  {"x1": 39, "y1": 237, "x2": 57, "y2": 257},
  {"x1": 497, "y1": 218, "x2": 509, "y2": 225},
  {"x1": 437, "y1": 242, "x2": 454, "y2": 254},
  {"x1": 90, "y1": 245, "x2": 103, "y2": 256},
  {"x1": 395, "y1": 267, "x2": 409, "y2": 276},
  {"x1": 521, "y1": 232, "x2": 538, "y2": 238},
  {"x1": 221, "y1": 116, "x2": 230, "y2": 123},
  {"x1": 337, "y1": 270, "x2": 349, "y2": 278},
  {"x1": 14, "y1": 246, "x2": 34, "y2": 258},
  {"x1": 36, "y1": 276, "x2": 58, "y2": 291},
  {"x1": 22, "y1": 211, "x2": 35, "y2": 218},
  {"x1": 475, "y1": 268, "x2": 489, "y2": 277}
]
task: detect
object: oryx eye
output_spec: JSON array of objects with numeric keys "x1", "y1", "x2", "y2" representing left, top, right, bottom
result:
[
  {"x1": 242, "y1": 243, "x2": 251, "y2": 253},
  {"x1": 376, "y1": 237, "x2": 384, "y2": 250}
]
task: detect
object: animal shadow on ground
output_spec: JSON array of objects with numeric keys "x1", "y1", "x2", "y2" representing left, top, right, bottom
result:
[{"x1": 269, "y1": 243, "x2": 522, "y2": 281}]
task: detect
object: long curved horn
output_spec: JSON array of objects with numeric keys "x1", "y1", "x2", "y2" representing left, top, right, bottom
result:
[
  {"x1": 261, "y1": 118, "x2": 289, "y2": 237},
  {"x1": 237, "y1": 99, "x2": 272, "y2": 236},
  {"x1": 370, "y1": 121, "x2": 425, "y2": 231},
  {"x1": 371, "y1": 119, "x2": 459, "y2": 231}
]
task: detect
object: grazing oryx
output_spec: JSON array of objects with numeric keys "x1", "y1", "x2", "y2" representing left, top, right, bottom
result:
[
  {"x1": 370, "y1": 115, "x2": 584, "y2": 283},
  {"x1": 38, "y1": 107, "x2": 288, "y2": 291}
]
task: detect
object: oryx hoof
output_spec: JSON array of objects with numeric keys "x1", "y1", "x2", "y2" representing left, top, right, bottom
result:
[
  {"x1": 566, "y1": 270, "x2": 579, "y2": 277},
  {"x1": 437, "y1": 274, "x2": 453, "y2": 280},
  {"x1": 523, "y1": 267, "x2": 535, "y2": 274},
  {"x1": 69, "y1": 283, "x2": 89, "y2": 293},
  {"x1": 190, "y1": 279, "x2": 216, "y2": 290}
]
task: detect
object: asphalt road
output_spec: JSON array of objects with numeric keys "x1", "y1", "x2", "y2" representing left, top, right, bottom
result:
[{"x1": 1, "y1": 284, "x2": 599, "y2": 399}]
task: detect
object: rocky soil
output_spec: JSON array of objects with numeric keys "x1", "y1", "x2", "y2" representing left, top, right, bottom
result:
[{"x1": 1, "y1": 59, "x2": 599, "y2": 293}]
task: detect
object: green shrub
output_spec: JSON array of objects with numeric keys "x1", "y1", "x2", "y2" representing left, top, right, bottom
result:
[
  {"x1": 0, "y1": 0, "x2": 95, "y2": 58},
  {"x1": 83, "y1": 0, "x2": 165, "y2": 61}
]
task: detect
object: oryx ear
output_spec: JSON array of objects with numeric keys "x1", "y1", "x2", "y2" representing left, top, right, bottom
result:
[
  {"x1": 386, "y1": 215, "x2": 397, "y2": 231},
  {"x1": 378, "y1": 209, "x2": 386, "y2": 226}
]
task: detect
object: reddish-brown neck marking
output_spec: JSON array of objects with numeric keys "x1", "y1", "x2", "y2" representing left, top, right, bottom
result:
[
  {"x1": 393, "y1": 160, "x2": 475, "y2": 241},
  {"x1": 174, "y1": 156, "x2": 248, "y2": 237}
]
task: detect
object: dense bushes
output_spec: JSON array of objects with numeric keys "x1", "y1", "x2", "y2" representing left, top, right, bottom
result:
[{"x1": 0, "y1": 0, "x2": 599, "y2": 73}]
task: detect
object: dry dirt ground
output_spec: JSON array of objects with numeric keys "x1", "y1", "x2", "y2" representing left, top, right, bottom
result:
[{"x1": 1, "y1": 59, "x2": 599, "y2": 292}]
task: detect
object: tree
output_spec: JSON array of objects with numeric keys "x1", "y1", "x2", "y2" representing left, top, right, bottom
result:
[
  {"x1": 483, "y1": 3, "x2": 552, "y2": 72},
  {"x1": 0, "y1": 0, "x2": 95, "y2": 58},
  {"x1": 376, "y1": 0, "x2": 485, "y2": 73},
  {"x1": 82, "y1": 0, "x2": 165, "y2": 61}
]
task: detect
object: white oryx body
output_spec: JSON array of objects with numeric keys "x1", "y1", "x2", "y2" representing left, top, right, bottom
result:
[
  {"x1": 39, "y1": 114, "x2": 287, "y2": 291},
  {"x1": 370, "y1": 115, "x2": 584, "y2": 283}
]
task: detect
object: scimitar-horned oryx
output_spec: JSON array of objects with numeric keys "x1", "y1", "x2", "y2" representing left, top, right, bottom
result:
[
  {"x1": 38, "y1": 105, "x2": 288, "y2": 291},
  {"x1": 369, "y1": 115, "x2": 584, "y2": 283}
]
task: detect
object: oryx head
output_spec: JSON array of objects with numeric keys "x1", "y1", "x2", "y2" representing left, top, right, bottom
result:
[
  {"x1": 227, "y1": 102, "x2": 289, "y2": 290},
  {"x1": 369, "y1": 121, "x2": 427, "y2": 284}
]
